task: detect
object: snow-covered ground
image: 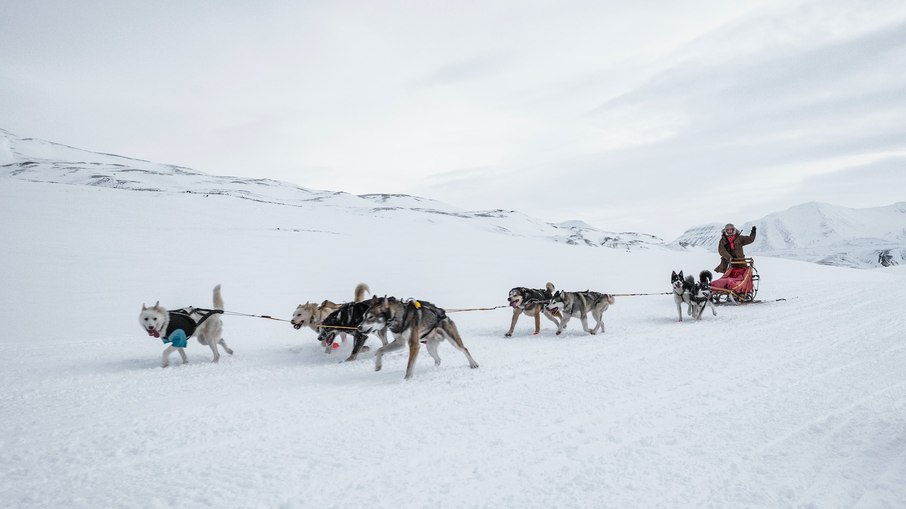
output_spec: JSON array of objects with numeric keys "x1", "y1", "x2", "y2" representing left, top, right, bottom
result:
[{"x1": 2, "y1": 176, "x2": 905, "y2": 509}]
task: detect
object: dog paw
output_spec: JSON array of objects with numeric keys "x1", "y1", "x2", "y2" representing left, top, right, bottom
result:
[
  {"x1": 555, "y1": 330, "x2": 562, "y2": 335},
  {"x1": 504, "y1": 332, "x2": 512, "y2": 337}
]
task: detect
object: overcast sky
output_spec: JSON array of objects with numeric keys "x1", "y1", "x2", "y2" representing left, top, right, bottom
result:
[{"x1": 2, "y1": 0, "x2": 904, "y2": 239}]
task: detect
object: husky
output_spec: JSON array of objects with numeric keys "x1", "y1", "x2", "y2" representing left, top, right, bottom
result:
[
  {"x1": 291, "y1": 299, "x2": 339, "y2": 333},
  {"x1": 671, "y1": 271, "x2": 694, "y2": 322},
  {"x1": 505, "y1": 283, "x2": 562, "y2": 336},
  {"x1": 690, "y1": 270, "x2": 718, "y2": 320},
  {"x1": 292, "y1": 283, "x2": 369, "y2": 354},
  {"x1": 315, "y1": 284, "x2": 388, "y2": 362},
  {"x1": 546, "y1": 290, "x2": 615, "y2": 335},
  {"x1": 139, "y1": 285, "x2": 233, "y2": 367},
  {"x1": 359, "y1": 297, "x2": 479, "y2": 379}
]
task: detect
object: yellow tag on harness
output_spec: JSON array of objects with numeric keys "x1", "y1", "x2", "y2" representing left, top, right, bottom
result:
[{"x1": 414, "y1": 300, "x2": 421, "y2": 309}]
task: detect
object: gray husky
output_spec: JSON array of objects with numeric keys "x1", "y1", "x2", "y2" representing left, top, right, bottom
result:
[
  {"x1": 359, "y1": 297, "x2": 479, "y2": 379},
  {"x1": 546, "y1": 290, "x2": 615, "y2": 335},
  {"x1": 505, "y1": 282, "x2": 562, "y2": 337},
  {"x1": 139, "y1": 285, "x2": 233, "y2": 367}
]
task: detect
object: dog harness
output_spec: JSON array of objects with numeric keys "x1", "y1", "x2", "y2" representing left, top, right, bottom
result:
[
  {"x1": 157, "y1": 308, "x2": 224, "y2": 348},
  {"x1": 383, "y1": 299, "x2": 447, "y2": 340},
  {"x1": 518, "y1": 288, "x2": 553, "y2": 308}
]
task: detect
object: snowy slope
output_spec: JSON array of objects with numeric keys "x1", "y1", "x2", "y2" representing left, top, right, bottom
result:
[
  {"x1": 670, "y1": 202, "x2": 906, "y2": 268},
  {"x1": 2, "y1": 166, "x2": 905, "y2": 507},
  {"x1": 0, "y1": 129, "x2": 661, "y2": 250}
]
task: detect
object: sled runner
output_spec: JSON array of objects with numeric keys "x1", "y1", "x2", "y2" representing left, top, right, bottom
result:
[{"x1": 710, "y1": 257, "x2": 759, "y2": 304}]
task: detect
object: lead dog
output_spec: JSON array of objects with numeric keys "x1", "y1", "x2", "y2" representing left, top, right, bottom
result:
[
  {"x1": 139, "y1": 285, "x2": 233, "y2": 367},
  {"x1": 505, "y1": 283, "x2": 562, "y2": 336},
  {"x1": 359, "y1": 297, "x2": 479, "y2": 379},
  {"x1": 546, "y1": 290, "x2": 615, "y2": 335},
  {"x1": 291, "y1": 283, "x2": 369, "y2": 353}
]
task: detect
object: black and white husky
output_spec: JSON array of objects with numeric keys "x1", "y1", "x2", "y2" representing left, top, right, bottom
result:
[
  {"x1": 690, "y1": 270, "x2": 717, "y2": 320},
  {"x1": 672, "y1": 271, "x2": 717, "y2": 321},
  {"x1": 671, "y1": 271, "x2": 694, "y2": 322},
  {"x1": 293, "y1": 283, "x2": 368, "y2": 354},
  {"x1": 546, "y1": 290, "x2": 615, "y2": 335},
  {"x1": 138, "y1": 285, "x2": 233, "y2": 367},
  {"x1": 316, "y1": 287, "x2": 388, "y2": 363},
  {"x1": 359, "y1": 297, "x2": 479, "y2": 379}
]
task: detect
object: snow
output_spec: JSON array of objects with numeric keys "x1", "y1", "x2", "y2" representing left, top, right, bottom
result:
[{"x1": 2, "y1": 171, "x2": 905, "y2": 509}]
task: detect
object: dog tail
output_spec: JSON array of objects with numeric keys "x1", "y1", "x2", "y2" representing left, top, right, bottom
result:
[
  {"x1": 212, "y1": 284, "x2": 224, "y2": 310},
  {"x1": 602, "y1": 294, "x2": 615, "y2": 305},
  {"x1": 546, "y1": 282, "x2": 555, "y2": 293},
  {"x1": 354, "y1": 283, "x2": 370, "y2": 302},
  {"x1": 699, "y1": 270, "x2": 713, "y2": 286}
]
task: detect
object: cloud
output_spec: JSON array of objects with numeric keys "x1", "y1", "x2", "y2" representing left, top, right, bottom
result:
[{"x1": 413, "y1": 7, "x2": 906, "y2": 238}]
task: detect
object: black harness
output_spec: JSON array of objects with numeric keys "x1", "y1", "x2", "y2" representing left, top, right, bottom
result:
[
  {"x1": 517, "y1": 287, "x2": 553, "y2": 308},
  {"x1": 167, "y1": 308, "x2": 223, "y2": 337},
  {"x1": 385, "y1": 299, "x2": 447, "y2": 339}
]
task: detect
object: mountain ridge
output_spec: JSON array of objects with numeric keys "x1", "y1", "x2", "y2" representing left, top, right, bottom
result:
[
  {"x1": 4, "y1": 128, "x2": 902, "y2": 267},
  {"x1": 670, "y1": 201, "x2": 906, "y2": 268},
  {"x1": 0, "y1": 128, "x2": 662, "y2": 251}
]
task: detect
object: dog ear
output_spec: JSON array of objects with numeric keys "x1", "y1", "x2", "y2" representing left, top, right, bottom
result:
[
  {"x1": 153, "y1": 300, "x2": 160, "y2": 309},
  {"x1": 142, "y1": 303, "x2": 147, "y2": 310},
  {"x1": 678, "y1": 271, "x2": 683, "y2": 279}
]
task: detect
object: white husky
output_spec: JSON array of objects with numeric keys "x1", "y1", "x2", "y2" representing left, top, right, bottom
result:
[{"x1": 139, "y1": 285, "x2": 233, "y2": 367}]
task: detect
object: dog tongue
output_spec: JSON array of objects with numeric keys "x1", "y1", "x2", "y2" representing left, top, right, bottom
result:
[{"x1": 147, "y1": 328, "x2": 160, "y2": 338}]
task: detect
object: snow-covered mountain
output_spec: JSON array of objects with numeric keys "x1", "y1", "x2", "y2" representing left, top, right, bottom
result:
[
  {"x1": 670, "y1": 202, "x2": 906, "y2": 268},
  {"x1": 0, "y1": 128, "x2": 662, "y2": 250},
  {"x1": 4, "y1": 128, "x2": 902, "y2": 268}
]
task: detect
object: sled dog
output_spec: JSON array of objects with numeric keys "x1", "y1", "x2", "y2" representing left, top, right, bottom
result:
[
  {"x1": 690, "y1": 270, "x2": 717, "y2": 321},
  {"x1": 139, "y1": 285, "x2": 233, "y2": 367},
  {"x1": 546, "y1": 290, "x2": 615, "y2": 335},
  {"x1": 316, "y1": 284, "x2": 388, "y2": 361},
  {"x1": 671, "y1": 270, "x2": 696, "y2": 322},
  {"x1": 359, "y1": 297, "x2": 479, "y2": 379},
  {"x1": 505, "y1": 283, "x2": 562, "y2": 336},
  {"x1": 292, "y1": 283, "x2": 370, "y2": 353}
]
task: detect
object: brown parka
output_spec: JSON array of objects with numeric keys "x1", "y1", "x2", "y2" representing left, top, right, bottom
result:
[{"x1": 715, "y1": 227, "x2": 756, "y2": 273}]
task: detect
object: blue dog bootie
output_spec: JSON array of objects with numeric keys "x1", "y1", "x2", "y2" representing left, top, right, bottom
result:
[{"x1": 163, "y1": 329, "x2": 189, "y2": 348}]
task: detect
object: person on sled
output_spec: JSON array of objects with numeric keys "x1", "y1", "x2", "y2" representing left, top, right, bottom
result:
[{"x1": 715, "y1": 223, "x2": 756, "y2": 273}]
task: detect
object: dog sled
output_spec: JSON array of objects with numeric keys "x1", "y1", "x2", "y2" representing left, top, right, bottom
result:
[{"x1": 709, "y1": 257, "x2": 759, "y2": 304}]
